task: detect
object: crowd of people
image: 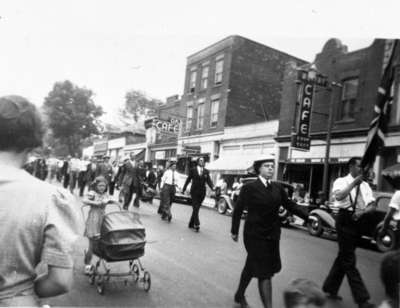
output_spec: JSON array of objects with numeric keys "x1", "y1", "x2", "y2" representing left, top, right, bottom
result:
[{"x1": 0, "y1": 94, "x2": 399, "y2": 308}]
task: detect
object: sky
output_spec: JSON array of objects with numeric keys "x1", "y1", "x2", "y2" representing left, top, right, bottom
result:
[{"x1": 0, "y1": 0, "x2": 399, "y2": 123}]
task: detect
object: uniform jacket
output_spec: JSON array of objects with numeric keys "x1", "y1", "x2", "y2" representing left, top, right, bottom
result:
[
  {"x1": 96, "y1": 162, "x2": 113, "y2": 183},
  {"x1": 231, "y1": 178, "x2": 308, "y2": 241},
  {"x1": 183, "y1": 167, "x2": 214, "y2": 197}
]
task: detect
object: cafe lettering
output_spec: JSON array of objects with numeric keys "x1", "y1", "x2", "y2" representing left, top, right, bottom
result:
[{"x1": 291, "y1": 81, "x2": 314, "y2": 150}]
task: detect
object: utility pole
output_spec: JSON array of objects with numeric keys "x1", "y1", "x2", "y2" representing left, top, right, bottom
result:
[{"x1": 322, "y1": 81, "x2": 342, "y2": 200}]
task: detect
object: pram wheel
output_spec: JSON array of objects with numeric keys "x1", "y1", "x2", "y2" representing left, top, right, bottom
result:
[
  {"x1": 96, "y1": 275, "x2": 105, "y2": 295},
  {"x1": 131, "y1": 263, "x2": 140, "y2": 282},
  {"x1": 143, "y1": 271, "x2": 151, "y2": 292}
]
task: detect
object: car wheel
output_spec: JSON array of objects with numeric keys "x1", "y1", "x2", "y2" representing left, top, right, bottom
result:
[
  {"x1": 217, "y1": 198, "x2": 227, "y2": 214},
  {"x1": 307, "y1": 215, "x2": 323, "y2": 237},
  {"x1": 375, "y1": 228, "x2": 396, "y2": 252}
]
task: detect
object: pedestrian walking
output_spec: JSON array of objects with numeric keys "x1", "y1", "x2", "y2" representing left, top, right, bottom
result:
[
  {"x1": 0, "y1": 95, "x2": 83, "y2": 306},
  {"x1": 156, "y1": 165, "x2": 165, "y2": 191},
  {"x1": 322, "y1": 157, "x2": 376, "y2": 308},
  {"x1": 68, "y1": 154, "x2": 81, "y2": 194},
  {"x1": 379, "y1": 187, "x2": 400, "y2": 249},
  {"x1": 159, "y1": 160, "x2": 177, "y2": 221},
  {"x1": 83, "y1": 176, "x2": 113, "y2": 274},
  {"x1": 182, "y1": 157, "x2": 214, "y2": 232},
  {"x1": 96, "y1": 155, "x2": 113, "y2": 186},
  {"x1": 78, "y1": 156, "x2": 90, "y2": 197},
  {"x1": 85, "y1": 156, "x2": 98, "y2": 191},
  {"x1": 231, "y1": 159, "x2": 308, "y2": 308},
  {"x1": 109, "y1": 159, "x2": 119, "y2": 196},
  {"x1": 61, "y1": 156, "x2": 71, "y2": 189},
  {"x1": 118, "y1": 153, "x2": 140, "y2": 210}
]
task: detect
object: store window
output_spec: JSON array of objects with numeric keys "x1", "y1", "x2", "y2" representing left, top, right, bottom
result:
[
  {"x1": 197, "y1": 102, "x2": 205, "y2": 130},
  {"x1": 201, "y1": 65, "x2": 209, "y2": 90},
  {"x1": 210, "y1": 98, "x2": 219, "y2": 127},
  {"x1": 338, "y1": 78, "x2": 358, "y2": 121},
  {"x1": 214, "y1": 55, "x2": 224, "y2": 85}
]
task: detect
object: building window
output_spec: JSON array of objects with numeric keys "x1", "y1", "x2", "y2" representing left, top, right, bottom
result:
[
  {"x1": 189, "y1": 68, "x2": 197, "y2": 93},
  {"x1": 186, "y1": 105, "x2": 193, "y2": 131},
  {"x1": 338, "y1": 78, "x2": 358, "y2": 121},
  {"x1": 210, "y1": 98, "x2": 219, "y2": 127},
  {"x1": 390, "y1": 70, "x2": 400, "y2": 125},
  {"x1": 201, "y1": 66, "x2": 209, "y2": 90},
  {"x1": 197, "y1": 103, "x2": 205, "y2": 129},
  {"x1": 214, "y1": 55, "x2": 224, "y2": 85}
]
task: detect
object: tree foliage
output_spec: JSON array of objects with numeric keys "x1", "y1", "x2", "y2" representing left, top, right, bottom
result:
[
  {"x1": 124, "y1": 90, "x2": 162, "y2": 121},
  {"x1": 43, "y1": 80, "x2": 103, "y2": 156}
]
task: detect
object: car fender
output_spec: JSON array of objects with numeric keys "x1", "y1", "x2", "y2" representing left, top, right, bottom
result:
[{"x1": 309, "y1": 209, "x2": 336, "y2": 229}]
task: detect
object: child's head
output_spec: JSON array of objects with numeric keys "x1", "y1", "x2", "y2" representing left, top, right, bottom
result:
[
  {"x1": 94, "y1": 176, "x2": 108, "y2": 194},
  {"x1": 283, "y1": 278, "x2": 326, "y2": 308},
  {"x1": 381, "y1": 250, "x2": 400, "y2": 303}
]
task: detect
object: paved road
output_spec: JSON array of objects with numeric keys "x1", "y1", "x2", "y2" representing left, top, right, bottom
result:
[{"x1": 45, "y1": 199, "x2": 386, "y2": 307}]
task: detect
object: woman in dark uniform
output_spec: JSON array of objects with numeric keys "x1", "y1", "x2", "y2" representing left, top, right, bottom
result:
[{"x1": 231, "y1": 159, "x2": 308, "y2": 308}]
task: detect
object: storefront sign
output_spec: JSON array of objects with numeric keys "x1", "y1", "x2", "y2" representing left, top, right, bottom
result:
[
  {"x1": 182, "y1": 145, "x2": 201, "y2": 154},
  {"x1": 153, "y1": 118, "x2": 181, "y2": 134},
  {"x1": 291, "y1": 82, "x2": 314, "y2": 150},
  {"x1": 155, "y1": 151, "x2": 165, "y2": 159}
]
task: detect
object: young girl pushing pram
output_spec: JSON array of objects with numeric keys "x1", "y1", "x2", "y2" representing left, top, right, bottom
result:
[{"x1": 83, "y1": 176, "x2": 114, "y2": 274}]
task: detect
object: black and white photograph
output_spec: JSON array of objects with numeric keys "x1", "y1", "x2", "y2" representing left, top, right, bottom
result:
[{"x1": 0, "y1": 1, "x2": 399, "y2": 307}]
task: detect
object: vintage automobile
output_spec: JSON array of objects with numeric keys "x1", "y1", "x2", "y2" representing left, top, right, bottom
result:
[{"x1": 307, "y1": 192, "x2": 398, "y2": 252}]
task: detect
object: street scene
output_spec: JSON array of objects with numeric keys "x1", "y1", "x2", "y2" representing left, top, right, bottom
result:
[{"x1": 1, "y1": 1, "x2": 400, "y2": 308}]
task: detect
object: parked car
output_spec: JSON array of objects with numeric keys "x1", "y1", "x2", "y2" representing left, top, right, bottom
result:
[{"x1": 307, "y1": 191, "x2": 398, "y2": 252}]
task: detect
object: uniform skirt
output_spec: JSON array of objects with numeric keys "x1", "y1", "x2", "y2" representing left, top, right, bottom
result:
[{"x1": 244, "y1": 236, "x2": 282, "y2": 279}]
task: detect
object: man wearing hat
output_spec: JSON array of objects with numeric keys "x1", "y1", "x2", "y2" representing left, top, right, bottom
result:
[
  {"x1": 159, "y1": 160, "x2": 177, "y2": 221},
  {"x1": 118, "y1": 153, "x2": 140, "y2": 210},
  {"x1": 231, "y1": 159, "x2": 308, "y2": 308},
  {"x1": 182, "y1": 157, "x2": 214, "y2": 232}
]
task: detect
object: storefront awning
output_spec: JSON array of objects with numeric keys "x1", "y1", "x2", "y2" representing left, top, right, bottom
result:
[{"x1": 207, "y1": 154, "x2": 275, "y2": 175}]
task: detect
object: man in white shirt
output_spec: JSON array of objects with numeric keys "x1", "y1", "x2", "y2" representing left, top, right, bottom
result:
[
  {"x1": 322, "y1": 157, "x2": 376, "y2": 308},
  {"x1": 159, "y1": 161, "x2": 177, "y2": 221}
]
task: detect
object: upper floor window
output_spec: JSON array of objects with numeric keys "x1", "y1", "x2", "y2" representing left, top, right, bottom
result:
[
  {"x1": 197, "y1": 101, "x2": 205, "y2": 130},
  {"x1": 186, "y1": 102, "x2": 193, "y2": 131},
  {"x1": 201, "y1": 65, "x2": 209, "y2": 90},
  {"x1": 214, "y1": 55, "x2": 224, "y2": 85},
  {"x1": 390, "y1": 68, "x2": 400, "y2": 125},
  {"x1": 210, "y1": 98, "x2": 220, "y2": 127},
  {"x1": 189, "y1": 67, "x2": 197, "y2": 93},
  {"x1": 338, "y1": 78, "x2": 358, "y2": 121}
]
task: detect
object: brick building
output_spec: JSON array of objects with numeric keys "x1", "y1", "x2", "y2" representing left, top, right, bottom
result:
[
  {"x1": 145, "y1": 95, "x2": 182, "y2": 166},
  {"x1": 276, "y1": 38, "x2": 400, "y2": 198},
  {"x1": 177, "y1": 35, "x2": 306, "y2": 168}
]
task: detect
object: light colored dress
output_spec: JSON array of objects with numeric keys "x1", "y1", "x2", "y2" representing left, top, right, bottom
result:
[
  {"x1": 84, "y1": 191, "x2": 110, "y2": 239},
  {"x1": 0, "y1": 164, "x2": 83, "y2": 305}
]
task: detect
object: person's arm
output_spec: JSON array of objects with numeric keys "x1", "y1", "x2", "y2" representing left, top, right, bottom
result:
[
  {"x1": 205, "y1": 170, "x2": 214, "y2": 190},
  {"x1": 182, "y1": 169, "x2": 193, "y2": 193},
  {"x1": 335, "y1": 175, "x2": 364, "y2": 201},
  {"x1": 34, "y1": 266, "x2": 73, "y2": 298},
  {"x1": 280, "y1": 186, "x2": 309, "y2": 220},
  {"x1": 231, "y1": 184, "x2": 249, "y2": 241}
]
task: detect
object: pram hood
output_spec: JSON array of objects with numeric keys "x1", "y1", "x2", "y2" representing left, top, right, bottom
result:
[{"x1": 100, "y1": 211, "x2": 146, "y2": 246}]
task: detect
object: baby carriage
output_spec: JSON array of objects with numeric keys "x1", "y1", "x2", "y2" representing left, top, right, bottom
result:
[{"x1": 83, "y1": 203, "x2": 151, "y2": 294}]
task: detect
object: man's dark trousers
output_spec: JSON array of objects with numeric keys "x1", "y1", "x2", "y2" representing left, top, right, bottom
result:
[
  {"x1": 322, "y1": 210, "x2": 370, "y2": 304},
  {"x1": 189, "y1": 192, "x2": 205, "y2": 227}
]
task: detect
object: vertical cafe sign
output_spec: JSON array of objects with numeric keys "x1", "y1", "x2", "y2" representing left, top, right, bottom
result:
[{"x1": 291, "y1": 81, "x2": 314, "y2": 150}]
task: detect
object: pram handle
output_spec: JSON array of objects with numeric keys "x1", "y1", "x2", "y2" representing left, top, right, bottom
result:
[{"x1": 81, "y1": 200, "x2": 122, "y2": 218}]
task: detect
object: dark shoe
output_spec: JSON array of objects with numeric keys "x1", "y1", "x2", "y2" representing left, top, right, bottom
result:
[
  {"x1": 325, "y1": 293, "x2": 343, "y2": 301},
  {"x1": 194, "y1": 225, "x2": 200, "y2": 232},
  {"x1": 358, "y1": 301, "x2": 375, "y2": 308},
  {"x1": 234, "y1": 294, "x2": 249, "y2": 308},
  {"x1": 188, "y1": 224, "x2": 194, "y2": 229},
  {"x1": 168, "y1": 215, "x2": 172, "y2": 222}
]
